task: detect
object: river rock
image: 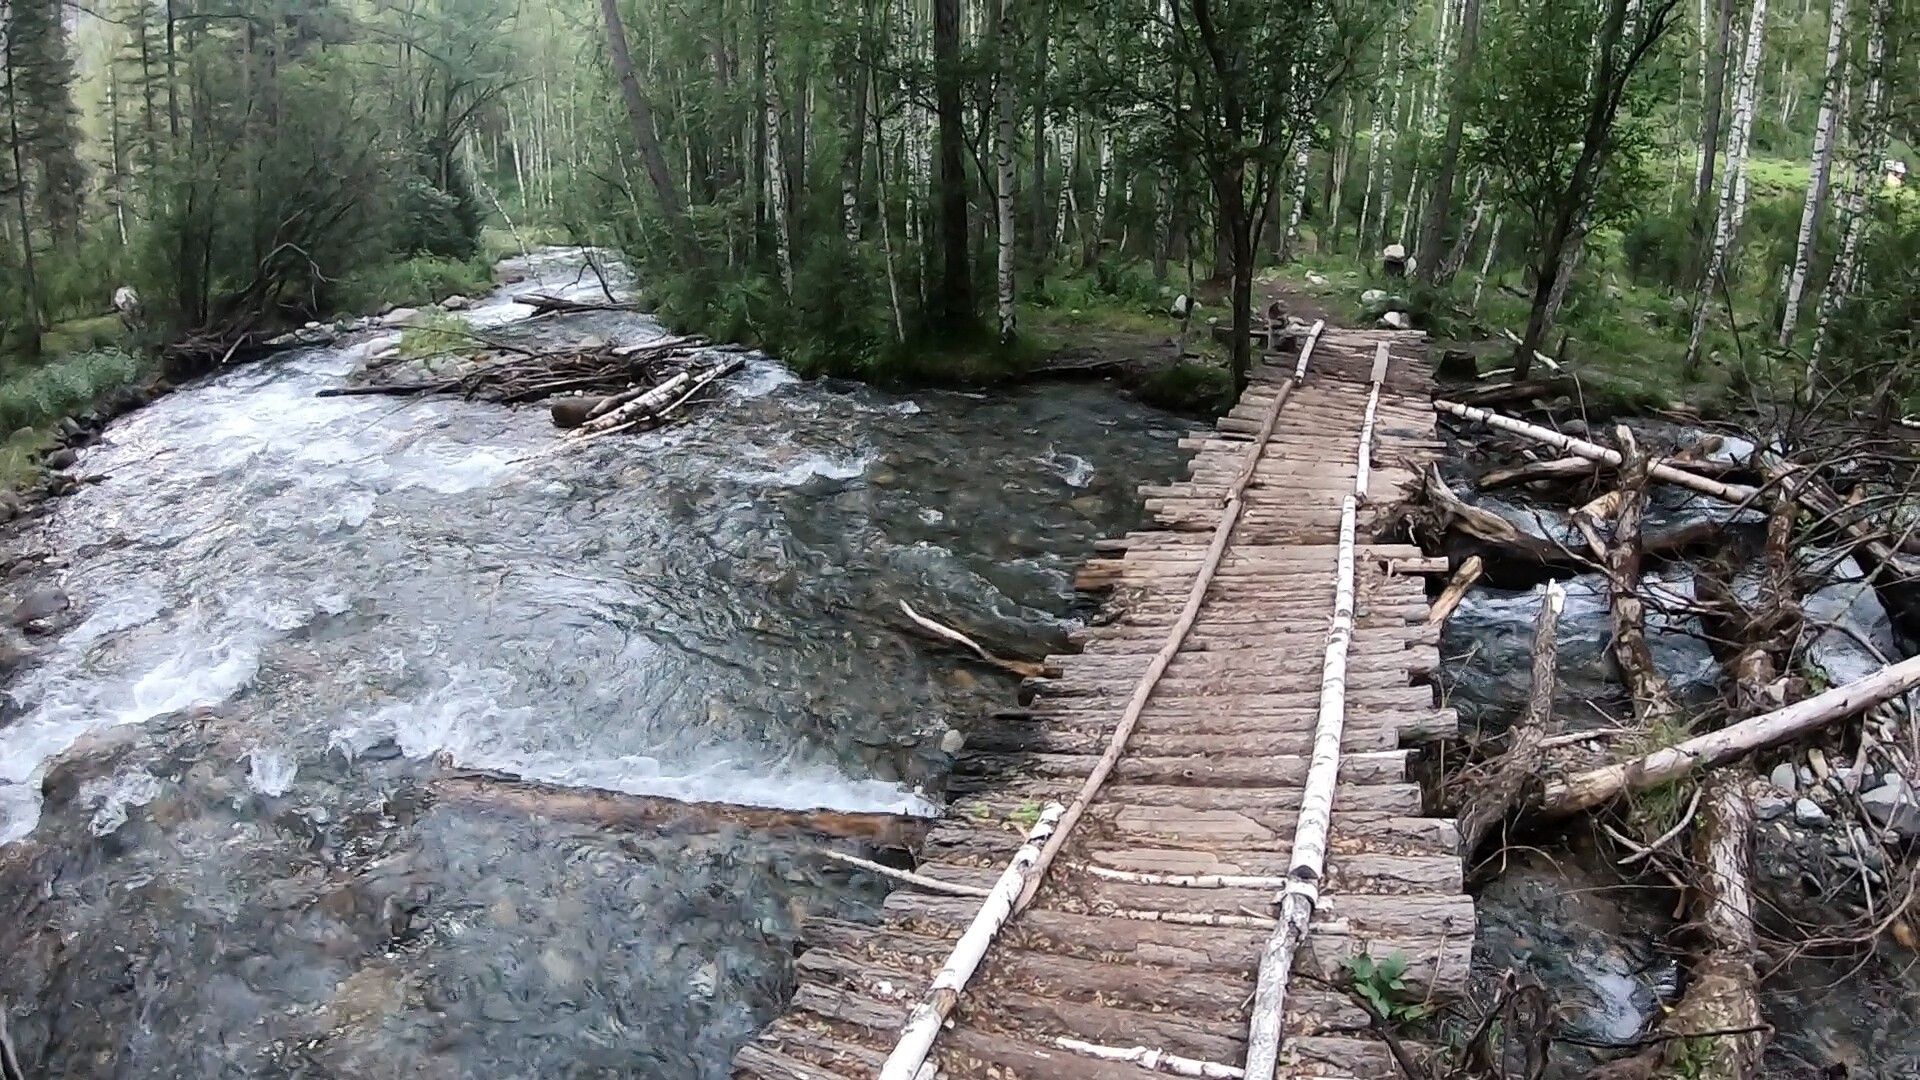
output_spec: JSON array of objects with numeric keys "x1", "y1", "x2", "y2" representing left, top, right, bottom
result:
[
  {"x1": 1802, "y1": 560, "x2": 1897, "y2": 687},
  {"x1": 1755, "y1": 794, "x2": 1791, "y2": 821},
  {"x1": 44, "y1": 447, "x2": 78, "y2": 471},
  {"x1": 1360, "y1": 288, "x2": 1388, "y2": 306},
  {"x1": 1305, "y1": 272, "x2": 1329, "y2": 286},
  {"x1": 938, "y1": 728, "x2": 966, "y2": 755},
  {"x1": 11, "y1": 587, "x2": 69, "y2": 627},
  {"x1": 1861, "y1": 776, "x2": 1919, "y2": 837},
  {"x1": 379, "y1": 307, "x2": 425, "y2": 328},
  {"x1": 439, "y1": 294, "x2": 472, "y2": 311},
  {"x1": 550, "y1": 397, "x2": 609, "y2": 429},
  {"x1": 1770, "y1": 762, "x2": 1800, "y2": 793},
  {"x1": 1380, "y1": 311, "x2": 1412, "y2": 330},
  {"x1": 1794, "y1": 798, "x2": 1830, "y2": 828}
]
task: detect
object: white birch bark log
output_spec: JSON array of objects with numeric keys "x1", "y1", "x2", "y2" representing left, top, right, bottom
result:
[
  {"x1": 1433, "y1": 398, "x2": 1763, "y2": 503},
  {"x1": 1684, "y1": 0, "x2": 1768, "y2": 374},
  {"x1": 763, "y1": 35, "x2": 794, "y2": 295},
  {"x1": 1053, "y1": 1037, "x2": 1245, "y2": 1078},
  {"x1": 876, "y1": 803, "x2": 1066, "y2": 1080},
  {"x1": 992, "y1": 0, "x2": 1017, "y2": 343},
  {"x1": 1778, "y1": 0, "x2": 1849, "y2": 348},
  {"x1": 1812, "y1": 0, "x2": 1890, "y2": 369},
  {"x1": 1244, "y1": 345, "x2": 1388, "y2": 1080},
  {"x1": 1357, "y1": 90, "x2": 1386, "y2": 252},
  {"x1": 1471, "y1": 212, "x2": 1502, "y2": 308},
  {"x1": 1545, "y1": 652, "x2": 1920, "y2": 814}
]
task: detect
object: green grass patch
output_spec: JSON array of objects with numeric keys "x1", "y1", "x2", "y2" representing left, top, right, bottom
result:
[
  {"x1": 0, "y1": 346, "x2": 151, "y2": 445},
  {"x1": 41, "y1": 315, "x2": 128, "y2": 359},
  {"x1": 332, "y1": 254, "x2": 496, "y2": 318}
]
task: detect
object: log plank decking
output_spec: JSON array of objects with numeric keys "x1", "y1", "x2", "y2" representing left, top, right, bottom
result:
[{"x1": 735, "y1": 326, "x2": 1462, "y2": 1080}]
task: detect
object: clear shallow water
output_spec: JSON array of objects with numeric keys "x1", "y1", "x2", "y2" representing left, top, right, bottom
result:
[{"x1": 0, "y1": 250, "x2": 1191, "y2": 1076}]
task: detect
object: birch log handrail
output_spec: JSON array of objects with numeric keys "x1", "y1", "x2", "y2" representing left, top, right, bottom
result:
[
  {"x1": 1243, "y1": 341, "x2": 1391, "y2": 1080},
  {"x1": 1543, "y1": 651, "x2": 1920, "y2": 813},
  {"x1": 1433, "y1": 398, "x2": 1763, "y2": 505},
  {"x1": 875, "y1": 803, "x2": 1064, "y2": 1080}
]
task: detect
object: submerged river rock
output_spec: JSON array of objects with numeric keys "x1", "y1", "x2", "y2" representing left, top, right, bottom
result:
[{"x1": 0, "y1": 250, "x2": 1191, "y2": 1077}]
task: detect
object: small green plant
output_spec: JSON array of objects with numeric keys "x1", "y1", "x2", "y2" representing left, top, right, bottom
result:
[
  {"x1": 1008, "y1": 802, "x2": 1043, "y2": 829},
  {"x1": 397, "y1": 311, "x2": 475, "y2": 359},
  {"x1": 1342, "y1": 952, "x2": 1433, "y2": 1025}
]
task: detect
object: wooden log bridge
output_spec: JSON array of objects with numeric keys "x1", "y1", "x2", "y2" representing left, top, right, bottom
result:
[{"x1": 734, "y1": 327, "x2": 1463, "y2": 1080}]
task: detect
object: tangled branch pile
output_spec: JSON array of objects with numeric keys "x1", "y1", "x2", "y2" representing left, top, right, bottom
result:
[
  {"x1": 324, "y1": 328, "x2": 751, "y2": 438},
  {"x1": 1410, "y1": 399, "x2": 1920, "y2": 1080}
]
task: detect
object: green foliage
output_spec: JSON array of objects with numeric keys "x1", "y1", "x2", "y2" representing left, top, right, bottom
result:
[
  {"x1": 397, "y1": 310, "x2": 478, "y2": 359},
  {"x1": 332, "y1": 255, "x2": 496, "y2": 317},
  {"x1": 0, "y1": 347, "x2": 149, "y2": 436},
  {"x1": 392, "y1": 173, "x2": 484, "y2": 260},
  {"x1": 1342, "y1": 952, "x2": 1433, "y2": 1025},
  {"x1": 1820, "y1": 200, "x2": 1920, "y2": 414},
  {"x1": 1620, "y1": 203, "x2": 1696, "y2": 291}
]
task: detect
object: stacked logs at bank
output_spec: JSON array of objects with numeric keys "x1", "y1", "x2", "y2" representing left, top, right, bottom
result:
[{"x1": 323, "y1": 331, "x2": 748, "y2": 437}]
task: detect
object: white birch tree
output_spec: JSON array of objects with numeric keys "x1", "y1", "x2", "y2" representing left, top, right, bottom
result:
[
  {"x1": 1776, "y1": 0, "x2": 1847, "y2": 348},
  {"x1": 1683, "y1": 0, "x2": 1767, "y2": 377}
]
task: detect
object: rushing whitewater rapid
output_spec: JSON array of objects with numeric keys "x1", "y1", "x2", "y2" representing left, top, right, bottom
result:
[{"x1": 0, "y1": 250, "x2": 1191, "y2": 1076}]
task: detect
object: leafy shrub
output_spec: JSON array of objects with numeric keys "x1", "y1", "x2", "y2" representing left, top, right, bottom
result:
[
  {"x1": 331, "y1": 255, "x2": 495, "y2": 316},
  {"x1": 0, "y1": 348, "x2": 151, "y2": 435},
  {"x1": 393, "y1": 173, "x2": 483, "y2": 260}
]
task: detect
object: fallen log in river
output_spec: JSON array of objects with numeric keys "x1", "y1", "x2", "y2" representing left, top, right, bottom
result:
[{"x1": 429, "y1": 767, "x2": 930, "y2": 848}]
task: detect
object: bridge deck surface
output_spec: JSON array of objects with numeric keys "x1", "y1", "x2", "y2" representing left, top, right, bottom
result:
[{"x1": 734, "y1": 327, "x2": 1463, "y2": 1080}]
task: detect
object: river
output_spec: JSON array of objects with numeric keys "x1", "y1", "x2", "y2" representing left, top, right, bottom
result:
[{"x1": 0, "y1": 250, "x2": 1189, "y2": 1076}]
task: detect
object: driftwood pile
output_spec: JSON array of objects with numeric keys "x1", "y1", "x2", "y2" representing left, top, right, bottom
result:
[
  {"x1": 325, "y1": 328, "x2": 749, "y2": 439},
  {"x1": 1417, "y1": 400, "x2": 1920, "y2": 1080}
]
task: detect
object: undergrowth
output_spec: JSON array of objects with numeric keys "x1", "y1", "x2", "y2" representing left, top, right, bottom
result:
[
  {"x1": 332, "y1": 254, "x2": 495, "y2": 317},
  {"x1": 0, "y1": 348, "x2": 151, "y2": 436}
]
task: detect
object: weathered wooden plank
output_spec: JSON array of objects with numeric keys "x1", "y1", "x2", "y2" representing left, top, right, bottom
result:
[{"x1": 950, "y1": 749, "x2": 1409, "y2": 789}]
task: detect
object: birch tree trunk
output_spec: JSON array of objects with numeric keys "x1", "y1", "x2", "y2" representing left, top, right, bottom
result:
[
  {"x1": 1278, "y1": 137, "x2": 1311, "y2": 263},
  {"x1": 1471, "y1": 212, "x2": 1502, "y2": 308},
  {"x1": 597, "y1": 0, "x2": 694, "y2": 258},
  {"x1": 1416, "y1": 0, "x2": 1482, "y2": 282},
  {"x1": 764, "y1": 34, "x2": 794, "y2": 294},
  {"x1": 1693, "y1": 0, "x2": 1738, "y2": 236},
  {"x1": 1683, "y1": 0, "x2": 1768, "y2": 377},
  {"x1": 872, "y1": 81, "x2": 907, "y2": 343},
  {"x1": 1373, "y1": 19, "x2": 1409, "y2": 253},
  {"x1": 991, "y1": 0, "x2": 1017, "y2": 344},
  {"x1": 1777, "y1": 0, "x2": 1849, "y2": 348},
  {"x1": 1811, "y1": 0, "x2": 1890, "y2": 370},
  {"x1": 1356, "y1": 90, "x2": 1386, "y2": 253},
  {"x1": 1030, "y1": 0, "x2": 1051, "y2": 251}
]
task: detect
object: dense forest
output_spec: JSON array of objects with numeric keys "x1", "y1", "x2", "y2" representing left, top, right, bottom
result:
[{"x1": 0, "y1": 0, "x2": 1914, "y2": 414}]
